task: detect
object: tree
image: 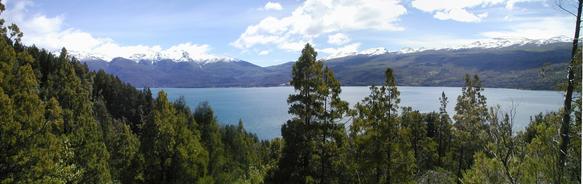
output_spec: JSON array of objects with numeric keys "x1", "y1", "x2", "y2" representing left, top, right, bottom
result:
[
  {"x1": 485, "y1": 106, "x2": 522, "y2": 184},
  {"x1": 0, "y1": 40, "x2": 78, "y2": 182},
  {"x1": 46, "y1": 48, "x2": 113, "y2": 184},
  {"x1": 452, "y1": 74, "x2": 488, "y2": 182},
  {"x1": 518, "y1": 112, "x2": 562, "y2": 183},
  {"x1": 317, "y1": 66, "x2": 350, "y2": 184},
  {"x1": 433, "y1": 92, "x2": 453, "y2": 168},
  {"x1": 401, "y1": 107, "x2": 438, "y2": 172},
  {"x1": 270, "y1": 43, "x2": 322, "y2": 183},
  {"x1": 556, "y1": 1, "x2": 582, "y2": 183},
  {"x1": 461, "y1": 152, "x2": 507, "y2": 184},
  {"x1": 141, "y1": 91, "x2": 209, "y2": 183},
  {"x1": 93, "y1": 97, "x2": 142, "y2": 183},
  {"x1": 350, "y1": 68, "x2": 416, "y2": 184},
  {"x1": 463, "y1": 106, "x2": 524, "y2": 184},
  {"x1": 270, "y1": 43, "x2": 352, "y2": 183},
  {"x1": 194, "y1": 102, "x2": 225, "y2": 183}
]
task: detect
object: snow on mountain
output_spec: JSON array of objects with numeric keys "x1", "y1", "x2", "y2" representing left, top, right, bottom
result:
[
  {"x1": 359, "y1": 47, "x2": 389, "y2": 55},
  {"x1": 68, "y1": 48, "x2": 239, "y2": 64},
  {"x1": 324, "y1": 36, "x2": 571, "y2": 60},
  {"x1": 158, "y1": 49, "x2": 238, "y2": 63},
  {"x1": 398, "y1": 47, "x2": 428, "y2": 54},
  {"x1": 324, "y1": 51, "x2": 359, "y2": 60},
  {"x1": 71, "y1": 36, "x2": 570, "y2": 62},
  {"x1": 454, "y1": 36, "x2": 571, "y2": 49},
  {"x1": 68, "y1": 50, "x2": 109, "y2": 61}
]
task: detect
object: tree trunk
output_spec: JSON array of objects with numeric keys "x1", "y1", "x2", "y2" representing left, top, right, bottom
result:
[
  {"x1": 456, "y1": 145, "x2": 464, "y2": 184},
  {"x1": 558, "y1": 1, "x2": 582, "y2": 183}
]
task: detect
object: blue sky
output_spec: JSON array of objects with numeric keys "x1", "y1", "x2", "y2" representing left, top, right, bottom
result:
[{"x1": 1, "y1": 0, "x2": 577, "y2": 66}]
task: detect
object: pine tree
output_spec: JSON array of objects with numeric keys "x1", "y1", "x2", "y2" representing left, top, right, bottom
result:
[
  {"x1": 435, "y1": 92, "x2": 453, "y2": 169},
  {"x1": 350, "y1": 68, "x2": 415, "y2": 184},
  {"x1": 270, "y1": 43, "x2": 323, "y2": 183},
  {"x1": 52, "y1": 49, "x2": 113, "y2": 184},
  {"x1": 517, "y1": 113, "x2": 561, "y2": 183},
  {"x1": 452, "y1": 74, "x2": 488, "y2": 182},
  {"x1": 142, "y1": 91, "x2": 209, "y2": 183},
  {"x1": 0, "y1": 45, "x2": 77, "y2": 183},
  {"x1": 194, "y1": 101, "x2": 225, "y2": 183},
  {"x1": 401, "y1": 107, "x2": 438, "y2": 173},
  {"x1": 270, "y1": 44, "x2": 351, "y2": 183},
  {"x1": 317, "y1": 66, "x2": 350, "y2": 183}
]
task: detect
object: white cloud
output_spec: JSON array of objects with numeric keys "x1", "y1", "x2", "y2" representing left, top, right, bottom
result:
[
  {"x1": 0, "y1": 0, "x2": 223, "y2": 61},
  {"x1": 233, "y1": 0, "x2": 407, "y2": 51},
  {"x1": 433, "y1": 8, "x2": 486, "y2": 22},
  {"x1": 396, "y1": 36, "x2": 481, "y2": 49},
  {"x1": 394, "y1": 15, "x2": 573, "y2": 49},
  {"x1": 480, "y1": 17, "x2": 574, "y2": 39},
  {"x1": 411, "y1": 0, "x2": 543, "y2": 22},
  {"x1": 319, "y1": 42, "x2": 361, "y2": 59},
  {"x1": 258, "y1": 50, "x2": 270, "y2": 55},
  {"x1": 505, "y1": 0, "x2": 544, "y2": 10},
  {"x1": 327, "y1": 33, "x2": 350, "y2": 45},
  {"x1": 263, "y1": 2, "x2": 283, "y2": 11}
]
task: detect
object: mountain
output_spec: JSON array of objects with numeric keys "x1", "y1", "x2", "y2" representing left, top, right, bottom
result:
[{"x1": 81, "y1": 37, "x2": 573, "y2": 90}]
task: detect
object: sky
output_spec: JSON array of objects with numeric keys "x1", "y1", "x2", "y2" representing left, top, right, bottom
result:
[{"x1": 0, "y1": 0, "x2": 578, "y2": 66}]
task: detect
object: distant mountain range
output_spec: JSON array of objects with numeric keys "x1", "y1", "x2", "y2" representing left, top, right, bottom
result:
[{"x1": 80, "y1": 37, "x2": 573, "y2": 90}]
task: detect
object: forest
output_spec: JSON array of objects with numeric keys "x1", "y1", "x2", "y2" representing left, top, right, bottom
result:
[{"x1": 0, "y1": 1, "x2": 581, "y2": 183}]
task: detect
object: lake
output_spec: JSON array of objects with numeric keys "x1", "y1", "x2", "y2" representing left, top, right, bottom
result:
[{"x1": 150, "y1": 87, "x2": 564, "y2": 139}]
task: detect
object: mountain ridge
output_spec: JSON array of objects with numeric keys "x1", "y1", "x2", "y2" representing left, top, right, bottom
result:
[
  {"x1": 82, "y1": 39, "x2": 572, "y2": 90},
  {"x1": 76, "y1": 36, "x2": 572, "y2": 64}
]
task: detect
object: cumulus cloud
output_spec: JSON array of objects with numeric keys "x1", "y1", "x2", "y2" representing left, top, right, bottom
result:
[
  {"x1": 232, "y1": 0, "x2": 407, "y2": 51},
  {"x1": 263, "y1": 2, "x2": 283, "y2": 11},
  {"x1": 411, "y1": 0, "x2": 542, "y2": 22},
  {"x1": 0, "y1": 0, "x2": 222, "y2": 61},
  {"x1": 327, "y1": 33, "x2": 350, "y2": 45}
]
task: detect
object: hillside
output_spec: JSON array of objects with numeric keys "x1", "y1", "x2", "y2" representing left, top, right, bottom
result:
[{"x1": 83, "y1": 41, "x2": 571, "y2": 90}]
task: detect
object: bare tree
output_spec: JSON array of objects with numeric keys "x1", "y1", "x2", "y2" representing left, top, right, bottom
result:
[
  {"x1": 486, "y1": 104, "x2": 519, "y2": 184},
  {"x1": 556, "y1": 0, "x2": 582, "y2": 183}
]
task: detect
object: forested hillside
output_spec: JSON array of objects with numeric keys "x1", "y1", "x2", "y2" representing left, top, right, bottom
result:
[
  {"x1": 0, "y1": 4, "x2": 278, "y2": 183},
  {"x1": 0, "y1": 1, "x2": 581, "y2": 183}
]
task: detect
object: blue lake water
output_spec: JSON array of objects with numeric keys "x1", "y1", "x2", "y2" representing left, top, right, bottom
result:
[{"x1": 150, "y1": 87, "x2": 564, "y2": 139}]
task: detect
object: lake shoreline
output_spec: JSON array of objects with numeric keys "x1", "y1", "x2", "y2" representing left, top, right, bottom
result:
[
  {"x1": 150, "y1": 87, "x2": 563, "y2": 139},
  {"x1": 143, "y1": 85, "x2": 564, "y2": 92}
]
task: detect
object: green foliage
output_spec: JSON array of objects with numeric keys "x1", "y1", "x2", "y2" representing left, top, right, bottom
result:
[
  {"x1": 451, "y1": 74, "x2": 489, "y2": 180},
  {"x1": 401, "y1": 107, "x2": 438, "y2": 172},
  {"x1": 0, "y1": 3, "x2": 275, "y2": 182},
  {"x1": 0, "y1": 1, "x2": 580, "y2": 182},
  {"x1": 140, "y1": 91, "x2": 209, "y2": 183},
  {"x1": 349, "y1": 68, "x2": 416, "y2": 184},
  {"x1": 0, "y1": 26, "x2": 79, "y2": 183},
  {"x1": 269, "y1": 44, "x2": 352, "y2": 183},
  {"x1": 518, "y1": 112, "x2": 562, "y2": 183},
  {"x1": 462, "y1": 152, "x2": 507, "y2": 184},
  {"x1": 193, "y1": 102, "x2": 225, "y2": 183}
]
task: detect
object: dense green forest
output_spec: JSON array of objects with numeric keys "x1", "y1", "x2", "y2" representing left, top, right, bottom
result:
[{"x1": 0, "y1": 1, "x2": 581, "y2": 183}]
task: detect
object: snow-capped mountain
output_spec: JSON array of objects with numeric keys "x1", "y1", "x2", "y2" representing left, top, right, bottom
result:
[
  {"x1": 359, "y1": 47, "x2": 389, "y2": 55},
  {"x1": 326, "y1": 36, "x2": 571, "y2": 60},
  {"x1": 325, "y1": 47, "x2": 391, "y2": 60},
  {"x1": 398, "y1": 47, "x2": 428, "y2": 54},
  {"x1": 454, "y1": 36, "x2": 572, "y2": 49},
  {"x1": 83, "y1": 39, "x2": 571, "y2": 89},
  {"x1": 68, "y1": 49, "x2": 239, "y2": 64},
  {"x1": 65, "y1": 50, "x2": 108, "y2": 61}
]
